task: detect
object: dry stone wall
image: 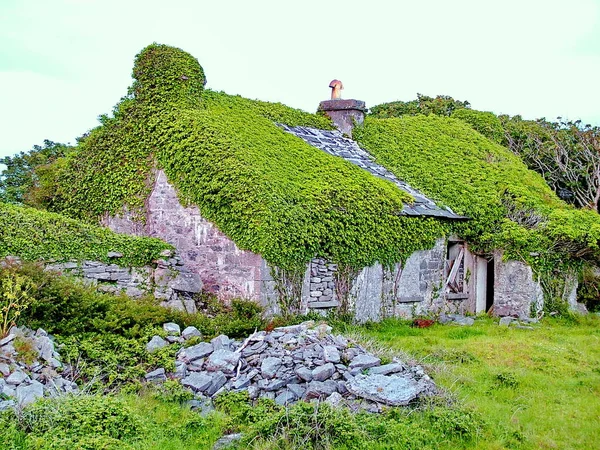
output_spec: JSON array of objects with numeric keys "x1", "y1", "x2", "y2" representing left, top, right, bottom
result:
[{"x1": 46, "y1": 250, "x2": 203, "y2": 313}]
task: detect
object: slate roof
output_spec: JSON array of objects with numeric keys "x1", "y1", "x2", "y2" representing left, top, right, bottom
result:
[{"x1": 281, "y1": 125, "x2": 466, "y2": 220}]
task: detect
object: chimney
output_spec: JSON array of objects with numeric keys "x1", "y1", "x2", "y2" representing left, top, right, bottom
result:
[{"x1": 318, "y1": 79, "x2": 366, "y2": 137}]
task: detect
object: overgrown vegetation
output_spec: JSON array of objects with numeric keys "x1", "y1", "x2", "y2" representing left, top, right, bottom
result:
[
  {"x1": 340, "y1": 316, "x2": 600, "y2": 450},
  {"x1": 1, "y1": 262, "x2": 263, "y2": 392},
  {"x1": 24, "y1": 43, "x2": 445, "y2": 275},
  {"x1": 353, "y1": 115, "x2": 600, "y2": 297},
  {"x1": 0, "y1": 140, "x2": 72, "y2": 205},
  {"x1": 0, "y1": 202, "x2": 171, "y2": 266}
]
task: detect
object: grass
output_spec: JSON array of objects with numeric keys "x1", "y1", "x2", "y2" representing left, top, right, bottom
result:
[
  {"x1": 1, "y1": 315, "x2": 598, "y2": 449},
  {"x1": 338, "y1": 315, "x2": 600, "y2": 449}
]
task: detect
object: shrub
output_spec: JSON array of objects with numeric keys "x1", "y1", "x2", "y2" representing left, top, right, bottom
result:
[{"x1": 0, "y1": 269, "x2": 33, "y2": 337}]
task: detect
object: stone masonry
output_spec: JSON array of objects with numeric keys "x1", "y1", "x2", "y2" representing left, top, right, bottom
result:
[
  {"x1": 307, "y1": 258, "x2": 338, "y2": 309},
  {"x1": 103, "y1": 170, "x2": 278, "y2": 310},
  {"x1": 46, "y1": 250, "x2": 203, "y2": 313}
]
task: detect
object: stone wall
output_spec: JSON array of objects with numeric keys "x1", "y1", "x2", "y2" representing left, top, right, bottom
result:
[
  {"x1": 493, "y1": 252, "x2": 544, "y2": 317},
  {"x1": 46, "y1": 251, "x2": 203, "y2": 313},
  {"x1": 103, "y1": 170, "x2": 277, "y2": 309},
  {"x1": 307, "y1": 259, "x2": 338, "y2": 309}
]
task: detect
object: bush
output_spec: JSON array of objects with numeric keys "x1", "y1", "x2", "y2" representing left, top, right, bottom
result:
[
  {"x1": 0, "y1": 202, "x2": 171, "y2": 267},
  {"x1": 16, "y1": 395, "x2": 142, "y2": 442}
]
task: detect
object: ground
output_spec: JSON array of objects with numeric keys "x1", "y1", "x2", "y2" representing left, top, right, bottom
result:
[{"x1": 1, "y1": 315, "x2": 598, "y2": 449}]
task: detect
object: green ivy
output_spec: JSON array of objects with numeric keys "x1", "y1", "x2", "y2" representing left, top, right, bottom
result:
[
  {"x1": 353, "y1": 116, "x2": 600, "y2": 274},
  {"x1": 35, "y1": 44, "x2": 444, "y2": 273},
  {"x1": 0, "y1": 202, "x2": 171, "y2": 266}
]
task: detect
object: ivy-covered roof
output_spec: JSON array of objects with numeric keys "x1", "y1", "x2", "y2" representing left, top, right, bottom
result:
[
  {"x1": 34, "y1": 43, "x2": 600, "y2": 276},
  {"x1": 281, "y1": 125, "x2": 466, "y2": 220}
]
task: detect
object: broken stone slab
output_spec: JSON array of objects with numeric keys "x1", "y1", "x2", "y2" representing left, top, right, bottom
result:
[
  {"x1": 0, "y1": 334, "x2": 16, "y2": 347},
  {"x1": 163, "y1": 323, "x2": 181, "y2": 336},
  {"x1": 324, "y1": 391, "x2": 344, "y2": 407},
  {"x1": 347, "y1": 373, "x2": 430, "y2": 406},
  {"x1": 212, "y1": 433, "x2": 242, "y2": 450},
  {"x1": 368, "y1": 362, "x2": 404, "y2": 376},
  {"x1": 205, "y1": 372, "x2": 228, "y2": 396},
  {"x1": 275, "y1": 389, "x2": 298, "y2": 406},
  {"x1": 312, "y1": 363, "x2": 335, "y2": 382},
  {"x1": 181, "y1": 372, "x2": 213, "y2": 393},
  {"x1": 145, "y1": 368, "x2": 167, "y2": 383},
  {"x1": 146, "y1": 336, "x2": 168, "y2": 353},
  {"x1": 454, "y1": 316, "x2": 475, "y2": 326},
  {"x1": 211, "y1": 335, "x2": 232, "y2": 351},
  {"x1": 294, "y1": 366, "x2": 313, "y2": 382},
  {"x1": 348, "y1": 354, "x2": 380, "y2": 370},
  {"x1": 304, "y1": 380, "x2": 338, "y2": 399},
  {"x1": 261, "y1": 357, "x2": 282, "y2": 379},
  {"x1": 323, "y1": 345, "x2": 341, "y2": 364},
  {"x1": 184, "y1": 342, "x2": 214, "y2": 362},
  {"x1": 499, "y1": 317, "x2": 515, "y2": 327},
  {"x1": 205, "y1": 349, "x2": 240, "y2": 374},
  {"x1": 107, "y1": 251, "x2": 123, "y2": 258},
  {"x1": 182, "y1": 326, "x2": 202, "y2": 340},
  {"x1": 6, "y1": 370, "x2": 30, "y2": 385},
  {"x1": 16, "y1": 380, "x2": 44, "y2": 407},
  {"x1": 0, "y1": 363, "x2": 10, "y2": 377},
  {"x1": 170, "y1": 272, "x2": 203, "y2": 293}
]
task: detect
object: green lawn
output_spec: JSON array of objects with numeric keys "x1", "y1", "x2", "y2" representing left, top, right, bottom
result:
[{"x1": 339, "y1": 315, "x2": 600, "y2": 450}]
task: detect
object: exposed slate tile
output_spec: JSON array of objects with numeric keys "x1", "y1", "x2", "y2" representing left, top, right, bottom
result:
[{"x1": 280, "y1": 125, "x2": 467, "y2": 220}]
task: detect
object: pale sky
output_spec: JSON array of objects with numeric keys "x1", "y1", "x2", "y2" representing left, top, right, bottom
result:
[{"x1": 1, "y1": 0, "x2": 599, "y2": 161}]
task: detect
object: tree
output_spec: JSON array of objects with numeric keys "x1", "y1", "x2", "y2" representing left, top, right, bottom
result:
[{"x1": 0, "y1": 140, "x2": 72, "y2": 205}]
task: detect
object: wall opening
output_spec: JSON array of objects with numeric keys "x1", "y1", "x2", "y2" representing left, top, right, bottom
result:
[
  {"x1": 486, "y1": 257, "x2": 495, "y2": 312},
  {"x1": 445, "y1": 240, "x2": 467, "y2": 299}
]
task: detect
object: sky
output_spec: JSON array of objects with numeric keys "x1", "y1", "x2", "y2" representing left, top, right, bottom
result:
[{"x1": 1, "y1": 0, "x2": 599, "y2": 162}]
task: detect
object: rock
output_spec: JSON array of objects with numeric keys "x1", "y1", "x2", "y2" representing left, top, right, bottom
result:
[
  {"x1": 170, "y1": 272, "x2": 203, "y2": 293},
  {"x1": 312, "y1": 363, "x2": 335, "y2": 382},
  {"x1": 304, "y1": 380, "x2": 337, "y2": 399},
  {"x1": 232, "y1": 374, "x2": 251, "y2": 390},
  {"x1": 368, "y1": 362, "x2": 404, "y2": 376},
  {"x1": 0, "y1": 334, "x2": 16, "y2": 346},
  {"x1": 275, "y1": 389, "x2": 298, "y2": 406},
  {"x1": 35, "y1": 336, "x2": 55, "y2": 362},
  {"x1": 324, "y1": 391, "x2": 344, "y2": 407},
  {"x1": 211, "y1": 335, "x2": 232, "y2": 351},
  {"x1": 348, "y1": 354, "x2": 380, "y2": 370},
  {"x1": 454, "y1": 316, "x2": 475, "y2": 326},
  {"x1": 7, "y1": 370, "x2": 30, "y2": 385},
  {"x1": 205, "y1": 372, "x2": 227, "y2": 396},
  {"x1": 0, "y1": 400, "x2": 16, "y2": 411},
  {"x1": 347, "y1": 373, "x2": 429, "y2": 406},
  {"x1": 323, "y1": 346, "x2": 341, "y2": 364},
  {"x1": 212, "y1": 433, "x2": 242, "y2": 450},
  {"x1": 181, "y1": 372, "x2": 213, "y2": 393},
  {"x1": 515, "y1": 325, "x2": 534, "y2": 330},
  {"x1": 172, "y1": 361, "x2": 187, "y2": 379},
  {"x1": 166, "y1": 335, "x2": 181, "y2": 344},
  {"x1": 261, "y1": 357, "x2": 282, "y2": 379},
  {"x1": 146, "y1": 336, "x2": 168, "y2": 353},
  {"x1": 499, "y1": 317, "x2": 514, "y2": 327},
  {"x1": 184, "y1": 342, "x2": 214, "y2": 362},
  {"x1": 294, "y1": 366, "x2": 313, "y2": 382},
  {"x1": 182, "y1": 326, "x2": 202, "y2": 340},
  {"x1": 0, "y1": 363, "x2": 10, "y2": 377},
  {"x1": 286, "y1": 383, "x2": 306, "y2": 399},
  {"x1": 107, "y1": 251, "x2": 123, "y2": 258},
  {"x1": 145, "y1": 368, "x2": 167, "y2": 383},
  {"x1": 16, "y1": 380, "x2": 44, "y2": 406},
  {"x1": 205, "y1": 349, "x2": 240, "y2": 374},
  {"x1": 163, "y1": 323, "x2": 181, "y2": 336}
]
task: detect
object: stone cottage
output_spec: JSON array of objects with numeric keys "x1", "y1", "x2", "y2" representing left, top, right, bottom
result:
[{"x1": 99, "y1": 82, "x2": 567, "y2": 322}]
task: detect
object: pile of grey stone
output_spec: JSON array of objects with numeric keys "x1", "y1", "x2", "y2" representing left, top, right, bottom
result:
[
  {"x1": 145, "y1": 321, "x2": 435, "y2": 412},
  {"x1": 0, "y1": 327, "x2": 78, "y2": 410}
]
